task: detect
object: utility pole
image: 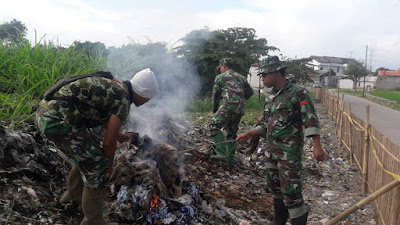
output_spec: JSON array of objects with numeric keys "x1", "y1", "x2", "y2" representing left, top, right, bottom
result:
[
  {"x1": 363, "y1": 45, "x2": 368, "y2": 97},
  {"x1": 369, "y1": 50, "x2": 374, "y2": 71},
  {"x1": 328, "y1": 56, "x2": 332, "y2": 87}
]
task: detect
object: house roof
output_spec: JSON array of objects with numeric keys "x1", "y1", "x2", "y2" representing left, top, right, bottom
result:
[
  {"x1": 379, "y1": 69, "x2": 400, "y2": 76},
  {"x1": 317, "y1": 69, "x2": 336, "y2": 77},
  {"x1": 310, "y1": 55, "x2": 358, "y2": 65}
]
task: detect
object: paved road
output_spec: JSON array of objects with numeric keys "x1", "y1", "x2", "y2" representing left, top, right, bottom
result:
[{"x1": 340, "y1": 93, "x2": 400, "y2": 146}]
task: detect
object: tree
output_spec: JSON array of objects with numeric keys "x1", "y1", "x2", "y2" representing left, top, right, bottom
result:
[
  {"x1": 344, "y1": 61, "x2": 367, "y2": 91},
  {"x1": 374, "y1": 67, "x2": 390, "y2": 76},
  {"x1": 175, "y1": 27, "x2": 278, "y2": 95},
  {"x1": 282, "y1": 57, "x2": 315, "y2": 84},
  {"x1": 0, "y1": 19, "x2": 27, "y2": 44}
]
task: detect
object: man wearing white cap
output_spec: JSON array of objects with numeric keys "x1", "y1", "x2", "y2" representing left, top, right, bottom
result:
[{"x1": 35, "y1": 68, "x2": 158, "y2": 225}]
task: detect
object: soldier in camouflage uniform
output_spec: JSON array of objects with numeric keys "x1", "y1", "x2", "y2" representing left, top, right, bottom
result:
[
  {"x1": 236, "y1": 56, "x2": 326, "y2": 225},
  {"x1": 209, "y1": 58, "x2": 254, "y2": 163},
  {"x1": 35, "y1": 68, "x2": 158, "y2": 225}
]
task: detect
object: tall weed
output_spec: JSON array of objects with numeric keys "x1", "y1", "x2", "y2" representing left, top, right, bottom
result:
[{"x1": 0, "y1": 39, "x2": 106, "y2": 128}]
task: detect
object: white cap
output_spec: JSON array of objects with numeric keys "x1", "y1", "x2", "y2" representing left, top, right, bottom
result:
[{"x1": 130, "y1": 68, "x2": 158, "y2": 99}]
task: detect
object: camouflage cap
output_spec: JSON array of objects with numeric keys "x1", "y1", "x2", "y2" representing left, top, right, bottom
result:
[
  {"x1": 217, "y1": 58, "x2": 233, "y2": 69},
  {"x1": 257, "y1": 56, "x2": 287, "y2": 75}
]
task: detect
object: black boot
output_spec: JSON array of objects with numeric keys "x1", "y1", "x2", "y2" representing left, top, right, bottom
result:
[
  {"x1": 291, "y1": 211, "x2": 308, "y2": 225},
  {"x1": 267, "y1": 198, "x2": 289, "y2": 225}
]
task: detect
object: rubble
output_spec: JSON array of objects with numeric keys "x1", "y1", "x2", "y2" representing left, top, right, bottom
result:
[{"x1": 0, "y1": 102, "x2": 377, "y2": 224}]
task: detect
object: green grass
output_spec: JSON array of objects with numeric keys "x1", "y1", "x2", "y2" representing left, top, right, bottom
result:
[
  {"x1": 185, "y1": 97, "x2": 212, "y2": 113},
  {"x1": 185, "y1": 95, "x2": 265, "y2": 125},
  {"x1": 371, "y1": 90, "x2": 400, "y2": 102},
  {"x1": 0, "y1": 39, "x2": 106, "y2": 129},
  {"x1": 185, "y1": 94, "x2": 265, "y2": 113}
]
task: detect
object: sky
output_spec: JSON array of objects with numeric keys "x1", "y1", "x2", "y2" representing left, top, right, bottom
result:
[{"x1": 1, "y1": 0, "x2": 400, "y2": 71}]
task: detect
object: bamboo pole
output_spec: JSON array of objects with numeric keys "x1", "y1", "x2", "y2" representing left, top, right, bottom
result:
[
  {"x1": 348, "y1": 104, "x2": 353, "y2": 166},
  {"x1": 329, "y1": 95, "x2": 334, "y2": 120},
  {"x1": 340, "y1": 94, "x2": 345, "y2": 147},
  {"x1": 324, "y1": 180, "x2": 400, "y2": 225},
  {"x1": 389, "y1": 184, "x2": 400, "y2": 225},
  {"x1": 336, "y1": 92, "x2": 340, "y2": 125},
  {"x1": 362, "y1": 104, "x2": 370, "y2": 194},
  {"x1": 338, "y1": 94, "x2": 345, "y2": 147}
]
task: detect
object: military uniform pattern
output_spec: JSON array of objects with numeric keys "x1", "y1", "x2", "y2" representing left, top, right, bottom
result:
[
  {"x1": 210, "y1": 70, "x2": 253, "y2": 138},
  {"x1": 36, "y1": 77, "x2": 131, "y2": 189},
  {"x1": 255, "y1": 80, "x2": 320, "y2": 218},
  {"x1": 39, "y1": 77, "x2": 130, "y2": 128}
]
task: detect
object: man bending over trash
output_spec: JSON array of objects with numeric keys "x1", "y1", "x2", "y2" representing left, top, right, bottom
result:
[{"x1": 35, "y1": 68, "x2": 158, "y2": 225}]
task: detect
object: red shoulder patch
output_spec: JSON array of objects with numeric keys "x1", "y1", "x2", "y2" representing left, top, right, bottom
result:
[
  {"x1": 113, "y1": 78, "x2": 120, "y2": 83},
  {"x1": 300, "y1": 100, "x2": 308, "y2": 106}
]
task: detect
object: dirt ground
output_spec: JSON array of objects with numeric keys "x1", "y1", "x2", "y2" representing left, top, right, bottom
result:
[{"x1": 0, "y1": 101, "x2": 378, "y2": 225}]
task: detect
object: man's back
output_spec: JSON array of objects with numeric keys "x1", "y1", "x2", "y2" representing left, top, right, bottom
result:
[
  {"x1": 39, "y1": 77, "x2": 130, "y2": 128},
  {"x1": 213, "y1": 70, "x2": 253, "y2": 113}
]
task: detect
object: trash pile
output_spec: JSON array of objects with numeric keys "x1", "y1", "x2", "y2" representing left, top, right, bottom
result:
[
  {"x1": 103, "y1": 110, "x2": 273, "y2": 224},
  {"x1": 0, "y1": 102, "x2": 378, "y2": 225}
]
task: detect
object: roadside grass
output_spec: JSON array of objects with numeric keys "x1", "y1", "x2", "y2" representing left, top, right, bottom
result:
[
  {"x1": 340, "y1": 89, "x2": 400, "y2": 111},
  {"x1": 0, "y1": 40, "x2": 106, "y2": 129},
  {"x1": 372, "y1": 90, "x2": 400, "y2": 102}
]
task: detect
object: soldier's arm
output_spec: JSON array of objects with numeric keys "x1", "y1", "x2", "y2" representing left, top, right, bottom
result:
[
  {"x1": 212, "y1": 76, "x2": 222, "y2": 113},
  {"x1": 312, "y1": 135, "x2": 326, "y2": 162},
  {"x1": 297, "y1": 88, "x2": 320, "y2": 137},
  {"x1": 103, "y1": 114, "x2": 122, "y2": 176},
  {"x1": 296, "y1": 88, "x2": 326, "y2": 161}
]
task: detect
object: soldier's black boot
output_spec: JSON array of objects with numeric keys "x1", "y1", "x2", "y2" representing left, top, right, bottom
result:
[
  {"x1": 267, "y1": 198, "x2": 289, "y2": 225},
  {"x1": 291, "y1": 211, "x2": 308, "y2": 225}
]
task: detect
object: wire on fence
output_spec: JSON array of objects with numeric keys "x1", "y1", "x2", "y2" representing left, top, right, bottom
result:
[
  {"x1": 368, "y1": 129, "x2": 400, "y2": 181},
  {"x1": 330, "y1": 91, "x2": 400, "y2": 181}
]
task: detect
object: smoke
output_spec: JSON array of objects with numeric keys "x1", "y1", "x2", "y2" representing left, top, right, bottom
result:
[{"x1": 106, "y1": 43, "x2": 200, "y2": 140}]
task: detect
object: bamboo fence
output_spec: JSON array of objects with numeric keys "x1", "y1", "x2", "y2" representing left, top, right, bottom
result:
[{"x1": 313, "y1": 88, "x2": 400, "y2": 225}]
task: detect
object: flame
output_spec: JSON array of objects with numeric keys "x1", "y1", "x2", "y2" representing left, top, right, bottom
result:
[
  {"x1": 188, "y1": 174, "x2": 192, "y2": 179},
  {"x1": 150, "y1": 195, "x2": 160, "y2": 209}
]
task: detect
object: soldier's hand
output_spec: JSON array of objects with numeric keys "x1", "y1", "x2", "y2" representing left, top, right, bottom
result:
[
  {"x1": 312, "y1": 145, "x2": 327, "y2": 163},
  {"x1": 236, "y1": 130, "x2": 258, "y2": 143}
]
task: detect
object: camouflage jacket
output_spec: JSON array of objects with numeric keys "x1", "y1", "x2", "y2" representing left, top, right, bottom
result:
[
  {"x1": 212, "y1": 69, "x2": 254, "y2": 114},
  {"x1": 39, "y1": 77, "x2": 131, "y2": 128},
  {"x1": 255, "y1": 80, "x2": 320, "y2": 150}
]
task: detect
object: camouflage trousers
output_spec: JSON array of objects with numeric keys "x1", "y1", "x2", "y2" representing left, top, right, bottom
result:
[
  {"x1": 209, "y1": 106, "x2": 243, "y2": 139},
  {"x1": 35, "y1": 106, "x2": 109, "y2": 189},
  {"x1": 265, "y1": 142, "x2": 308, "y2": 219}
]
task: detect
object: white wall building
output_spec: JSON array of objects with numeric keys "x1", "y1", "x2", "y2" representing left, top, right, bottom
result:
[
  {"x1": 356, "y1": 76, "x2": 377, "y2": 89},
  {"x1": 308, "y1": 56, "x2": 358, "y2": 75},
  {"x1": 247, "y1": 62, "x2": 263, "y2": 91},
  {"x1": 338, "y1": 79, "x2": 354, "y2": 89}
]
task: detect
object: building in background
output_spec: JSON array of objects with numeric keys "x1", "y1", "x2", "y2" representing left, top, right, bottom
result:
[
  {"x1": 308, "y1": 56, "x2": 358, "y2": 87},
  {"x1": 247, "y1": 61, "x2": 262, "y2": 92},
  {"x1": 357, "y1": 76, "x2": 378, "y2": 89},
  {"x1": 376, "y1": 69, "x2": 400, "y2": 90}
]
